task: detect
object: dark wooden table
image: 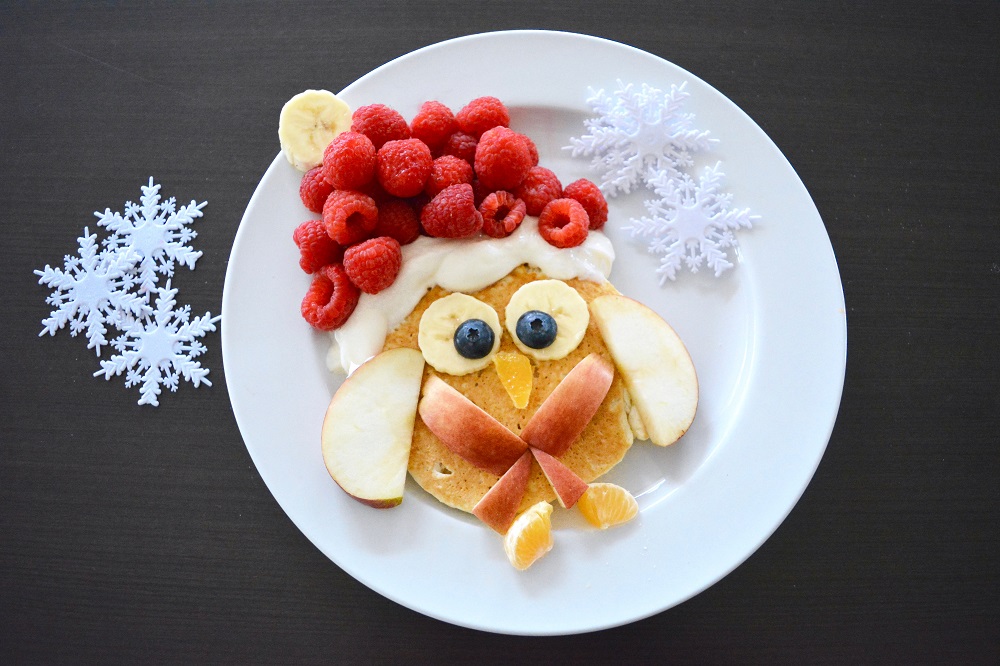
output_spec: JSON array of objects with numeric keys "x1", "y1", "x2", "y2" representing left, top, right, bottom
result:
[{"x1": 3, "y1": 2, "x2": 997, "y2": 662}]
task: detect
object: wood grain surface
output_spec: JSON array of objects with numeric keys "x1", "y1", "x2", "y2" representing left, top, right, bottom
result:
[{"x1": 2, "y1": 1, "x2": 997, "y2": 662}]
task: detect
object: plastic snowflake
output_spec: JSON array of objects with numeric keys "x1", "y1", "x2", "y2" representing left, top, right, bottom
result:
[
  {"x1": 35, "y1": 178, "x2": 217, "y2": 406},
  {"x1": 626, "y1": 164, "x2": 757, "y2": 283},
  {"x1": 96, "y1": 177, "x2": 206, "y2": 293},
  {"x1": 567, "y1": 81, "x2": 759, "y2": 284},
  {"x1": 566, "y1": 81, "x2": 716, "y2": 195},
  {"x1": 35, "y1": 227, "x2": 151, "y2": 354},
  {"x1": 94, "y1": 280, "x2": 221, "y2": 406}
]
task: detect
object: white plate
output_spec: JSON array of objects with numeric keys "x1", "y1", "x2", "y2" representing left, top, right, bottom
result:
[{"x1": 223, "y1": 30, "x2": 846, "y2": 635}]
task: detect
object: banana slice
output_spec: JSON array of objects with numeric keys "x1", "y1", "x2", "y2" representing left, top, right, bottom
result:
[
  {"x1": 278, "y1": 89, "x2": 352, "y2": 171},
  {"x1": 418, "y1": 293, "x2": 502, "y2": 376},
  {"x1": 504, "y1": 280, "x2": 589, "y2": 361}
]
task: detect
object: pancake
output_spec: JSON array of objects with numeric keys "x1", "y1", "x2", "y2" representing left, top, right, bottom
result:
[{"x1": 382, "y1": 265, "x2": 634, "y2": 513}]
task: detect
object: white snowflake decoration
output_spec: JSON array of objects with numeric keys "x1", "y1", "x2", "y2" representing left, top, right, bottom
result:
[
  {"x1": 35, "y1": 178, "x2": 217, "y2": 406},
  {"x1": 96, "y1": 177, "x2": 206, "y2": 293},
  {"x1": 568, "y1": 81, "x2": 758, "y2": 283},
  {"x1": 627, "y1": 164, "x2": 758, "y2": 283},
  {"x1": 94, "y1": 280, "x2": 220, "y2": 407},
  {"x1": 35, "y1": 227, "x2": 151, "y2": 354},
  {"x1": 566, "y1": 81, "x2": 716, "y2": 196}
]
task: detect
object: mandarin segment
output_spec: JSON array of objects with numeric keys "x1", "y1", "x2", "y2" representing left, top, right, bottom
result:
[
  {"x1": 492, "y1": 350, "x2": 533, "y2": 408},
  {"x1": 576, "y1": 483, "x2": 638, "y2": 529},
  {"x1": 503, "y1": 501, "x2": 554, "y2": 570}
]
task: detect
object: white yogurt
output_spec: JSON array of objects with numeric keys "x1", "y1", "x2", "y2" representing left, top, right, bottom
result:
[{"x1": 327, "y1": 216, "x2": 615, "y2": 375}]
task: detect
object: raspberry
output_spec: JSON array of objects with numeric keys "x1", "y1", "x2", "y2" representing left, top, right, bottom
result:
[
  {"x1": 350, "y1": 104, "x2": 410, "y2": 149},
  {"x1": 513, "y1": 166, "x2": 562, "y2": 216},
  {"x1": 563, "y1": 179, "x2": 609, "y2": 230},
  {"x1": 456, "y1": 96, "x2": 510, "y2": 138},
  {"x1": 420, "y1": 183, "x2": 483, "y2": 238},
  {"x1": 321, "y1": 132, "x2": 376, "y2": 191},
  {"x1": 373, "y1": 199, "x2": 421, "y2": 245},
  {"x1": 474, "y1": 127, "x2": 533, "y2": 191},
  {"x1": 479, "y1": 191, "x2": 526, "y2": 239},
  {"x1": 425, "y1": 154, "x2": 474, "y2": 198},
  {"x1": 537, "y1": 198, "x2": 589, "y2": 249},
  {"x1": 439, "y1": 131, "x2": 478, "y2": 164},
  {"x1": 292, "y1": 219, "x2": 344, "y2": 273},
  {"x1": 520, "y1": 134, "x2": 539, "y2": 166},
  {"x1": 410, "y1": 101, "x2": 456, "y2": 150},
  {"x1": 322, "y1": 189, "x2": 379, "y2": 246},
  {"x1": 301, "y1": 264, "x2": 360, "y2": 331},
  {"x1": 343, "y1": 236, "x2": 402, "y2": 294},
  {"x1": 376, "y1": 138, "x2": 433, "y2": 198},
  {"x1": 299, "y1": 167, "x2": 334, "y2": 214}
]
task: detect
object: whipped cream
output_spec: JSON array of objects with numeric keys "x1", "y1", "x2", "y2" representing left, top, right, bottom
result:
[{"x1": 327, "y1": 216, "x2": 615, "y2": 375}]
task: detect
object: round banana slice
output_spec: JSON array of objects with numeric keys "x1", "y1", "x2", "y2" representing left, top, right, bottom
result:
[
  {"x1": 278, "y1": 89, "x2": 352, "y2": 172},
  {"x1": 504, "y1": 280, "x2": 589, "y2": 361},
  {"x1": 418, "y1": 293, "x2": 502, "y2": 375}
]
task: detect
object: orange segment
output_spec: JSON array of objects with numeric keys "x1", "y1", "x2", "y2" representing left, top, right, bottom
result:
[
  {"x1": 493, "y1": 350, "x2": 533, "y2": 409},
  {"x1": 503, "y1": 501, "x2": 553, "y2": 570},
  {"x1": 576, "y1": 483, "x2": 638, "y2": 529}
]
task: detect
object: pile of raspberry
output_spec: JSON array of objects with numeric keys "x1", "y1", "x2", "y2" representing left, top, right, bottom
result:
[{"x1": 294, "y1": 96, "x2": 608, "y2": 331}]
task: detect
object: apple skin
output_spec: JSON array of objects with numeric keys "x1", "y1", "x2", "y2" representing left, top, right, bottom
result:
[
  {"x1": 472, "y1": 450, "x2": 534, "y2": 534},
  {"x1": 356, "y1": 496, "x2": 403, "y2": 509},
  {"x1": 531, "y1": 447, "x2": 589, "y2": 508},
  {"x1": 520, "y1": 353, "x2": 614, "y2": 457},
  {"x1": 321, "y1": 347, "x2": 425, "y2": 508},
  {"x1": 589, "y1": 294, "x2": 698, "y2": 447},
  {"x1": 418, "y1": 375, "x2": 528, "y2": 476}
]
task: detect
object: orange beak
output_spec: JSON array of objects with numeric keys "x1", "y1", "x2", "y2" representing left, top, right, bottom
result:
[{"x1": 492, "y1": 349, "x2": 533, "y2": 409}]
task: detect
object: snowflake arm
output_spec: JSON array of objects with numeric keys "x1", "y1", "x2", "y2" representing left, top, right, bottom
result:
[{"x1": 137, "y1": 365, "x2": 165, "y2": 407}]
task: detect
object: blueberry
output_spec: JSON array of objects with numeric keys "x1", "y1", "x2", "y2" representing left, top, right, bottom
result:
[
  {"x1": 515, "y1": 310, "x2": 557, "y2": 349},
  {"x1": 453, "y1": 319, "x2": 495, "y2": 359}
]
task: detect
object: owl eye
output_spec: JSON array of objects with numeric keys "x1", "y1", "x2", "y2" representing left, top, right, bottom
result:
[
  {"x1": 418, "y1": 293, "x2": 501, "y2": 375},
  {"x1": 504, "y1": 280, "x2": 589, "y2": 361},
  {"x1": 515, "y1": 311, "x2": 557, "y2": 349},
  {"x1": 454, "y1": 319, "x2": 496, "y2": 359}
]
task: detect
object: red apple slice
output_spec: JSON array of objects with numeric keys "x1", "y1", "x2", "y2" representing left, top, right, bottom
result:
[
  {"x1": 531, "y1": 447, "x2": 589, "y2": 509},
  {"x1": 418, "y1": 375, "x2": 528, "y2": 475},
  {"x1": 472, "y1": 450, "x2": 533, "y2": 534},
  {"x1": 520, "y1": 353, "x2": 614, "y2": 457},
  {"x1": 321, "y1": 348, "x2": 425, "y2": 508},
  {"x1": 589, "y1": 294, "x2": 698, "y2": 447}
]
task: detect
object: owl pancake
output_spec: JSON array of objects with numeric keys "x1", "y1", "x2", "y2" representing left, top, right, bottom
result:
[{"x1": 385, "y1": 265, "x2": 634, "y2": 514}]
